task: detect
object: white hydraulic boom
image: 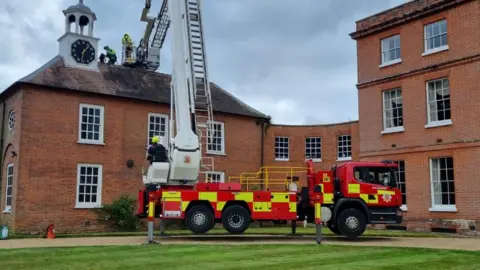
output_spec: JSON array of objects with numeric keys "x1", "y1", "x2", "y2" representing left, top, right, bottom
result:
[{"x1": 143, "y1": 0, "x2": 214, "y2": 187}]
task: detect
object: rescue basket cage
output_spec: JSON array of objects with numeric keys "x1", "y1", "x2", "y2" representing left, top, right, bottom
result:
[
  {"x1": 226, "y1": 166, "x2": 308, "y2": 191},
  {"x1": 121, "y1": 44, "x2": 138, "y2": 65}
]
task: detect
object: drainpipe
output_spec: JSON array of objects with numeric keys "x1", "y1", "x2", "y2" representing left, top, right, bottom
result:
[
  {"x1": 0, "y1": 99, "x2": 5, "y2": 207},
  {"x1": 259, "y1": 116, "x2": 271, "y2": 190}
]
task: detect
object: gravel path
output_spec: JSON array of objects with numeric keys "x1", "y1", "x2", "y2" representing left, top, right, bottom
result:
[{"x1": 1, "y1": 235, "x2": 480, "y2": 251}]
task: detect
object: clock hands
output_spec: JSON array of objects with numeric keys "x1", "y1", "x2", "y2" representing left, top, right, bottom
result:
[{"x1": 81, "y1": 44, "x2": 90, "y2": 62}]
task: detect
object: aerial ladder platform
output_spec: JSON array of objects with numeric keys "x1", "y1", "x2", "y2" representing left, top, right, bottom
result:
[{"x1": 129, "y1": 0, "x2": 215, "y2": 178}]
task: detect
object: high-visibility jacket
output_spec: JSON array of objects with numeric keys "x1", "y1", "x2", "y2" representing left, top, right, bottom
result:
[
  {"x1": 122, "y1": 34, "x2": 133, "y2": 46},
  {"x1": 106, "y1": 48, "x2": 116, "y2": 57}
]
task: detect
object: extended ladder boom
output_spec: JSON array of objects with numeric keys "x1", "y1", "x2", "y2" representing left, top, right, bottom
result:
[{"x1": 143, "y1": 0, "x2": 213, "y2": 186}]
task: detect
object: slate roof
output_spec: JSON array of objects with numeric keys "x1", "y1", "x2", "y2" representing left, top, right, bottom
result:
[{"x1": 5, "y1": 55, "x2": 269, "y2": 119}]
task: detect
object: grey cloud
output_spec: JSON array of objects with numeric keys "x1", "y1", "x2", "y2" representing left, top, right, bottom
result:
[{"x1": 0, "y1": 0, "x2": 409, "y2": 125}]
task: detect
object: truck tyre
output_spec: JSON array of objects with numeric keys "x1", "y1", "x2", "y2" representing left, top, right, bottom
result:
[
  {"x1": 337, "y1": 208, "x2": 366, "y2": 239},
  {"x1": 185, "y1": 205, "x2": 214, "y2": 234},
  {"x1": 222, "y1": 205, "x2": 250, "y2": 234},
  {"x1": 327, "y1": 220, "x2": 342, "y2": 235}
]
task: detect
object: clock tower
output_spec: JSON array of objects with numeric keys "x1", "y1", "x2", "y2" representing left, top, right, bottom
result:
[{"x1": 58, "y1": 0, "x2": 100, "y2": 72}]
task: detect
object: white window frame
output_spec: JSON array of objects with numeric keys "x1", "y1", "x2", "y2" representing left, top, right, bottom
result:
[
  {"x1": 379, "y1": 34, "x2": 402, "y2": 68},
  {"x1": 422, "y1": 19, "x2": 448, "y2": 56},
  {"x1": 78, "y1": 103, "x2": 105, "y2": 145},
  {"x1": 382, "y1": 88, "x2": 404, "y2": 134},
  {"x1": 206, "y1": 121, "x2": 225, "y2": 155},
  {"x1": 429, "y1": 157, "x2": 456, "y2": 212},
  {"x1": 394, "y1": 160, "x2": 407, "y2": 211},
  {"x1": 3, "y1": 163, "x2": 13, "y2": 213},
  {"x1": 205, "y1": 171, "x2": 225, "y2": 183},
  {"x1": 337, "y1": 135, "x2": 352, "y2": 161},
  {"x1": 274, "y1": 136, "x2": 289, "y2": 161},
  {"x1": 75, "y1": 164, "x2": 103, "y2": 208},
  {"x1": 305, "y1": 137, "x2": 322, "y2": 162},
  {"x1": 147, "y1": 113, "x2": 169, "y2": 146},
  {"x1": 425, "y1": 77, "x2": 452, "y2": 128}
]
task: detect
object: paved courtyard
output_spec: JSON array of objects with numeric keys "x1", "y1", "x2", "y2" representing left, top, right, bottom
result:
[{"x1": 1, "y1": 235, "x2": 479, "y2": 251}]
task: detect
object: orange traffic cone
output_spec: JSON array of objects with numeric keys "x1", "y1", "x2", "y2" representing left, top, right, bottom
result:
[{"x1": 45, "y1": 224, "x2": 56, "y2": 239}]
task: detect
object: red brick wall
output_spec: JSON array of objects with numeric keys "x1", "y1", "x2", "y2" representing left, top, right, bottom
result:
[
  {"x1": 0, "y1": 87, "x2": 23, "y2": 231},
  {"x1": 359, "y1": 61, "x2": 480, "y2": 155},
  {"x1": 354, "y1": 0, "x2": 464, "y2": 34},
  {"x1": 262, "y1": 122, "x2": 359, "y2": 188},
  {"x1": 12, "y1": 86, "x2": 263, "y2": 234},
  {"x1": 355, "y1": 0, "x2": 480, "y2": 84},
  {"x1": 361, "y1": 147, "x2": 480, "y2": 231},
  {"x1": 356, "y1": 0, "x2": 480, "y2": 231}
]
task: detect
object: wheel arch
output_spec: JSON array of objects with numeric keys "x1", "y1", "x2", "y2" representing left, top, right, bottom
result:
[
  {"x1": 222, "y1": 200, "x2": 251, "y2": 216},
  {"x1": 332, "y1": 198, "x2": 369, "y2": 223},
  {"x1": 185, "y1": 200, "x2": 215, "y2": 216}
]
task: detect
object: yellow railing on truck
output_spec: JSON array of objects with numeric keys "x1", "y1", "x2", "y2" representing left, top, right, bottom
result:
[{"x1": 228, "y1": 166, "x2": 307, "y2": 191}]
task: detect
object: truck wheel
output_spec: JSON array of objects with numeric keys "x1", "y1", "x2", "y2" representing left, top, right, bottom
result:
[
  {"x1": 337, "y1": 208, "x2": 366, "y2": 239},
  {"x1": 185, "y1": 205, "x2": 214, "y2": 234},
  {"x1": 222, "y1": 205, "x2": 250, "y2": 234},
  {"x1": 327, "y1": 220, "x2": 342, "y2": 235}
]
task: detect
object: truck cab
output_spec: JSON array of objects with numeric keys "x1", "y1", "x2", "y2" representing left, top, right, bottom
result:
[{"x1": 299, "y1": 160, "x2": 403, "y2": 239}]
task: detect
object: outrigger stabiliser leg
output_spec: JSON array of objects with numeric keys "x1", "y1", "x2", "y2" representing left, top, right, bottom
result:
[
  {"x1": 314, "y1": 201, "x2": 322, "y2": 244},
  {"x1": 146, "y1": 192, "x2": 158, "y2": 244}
]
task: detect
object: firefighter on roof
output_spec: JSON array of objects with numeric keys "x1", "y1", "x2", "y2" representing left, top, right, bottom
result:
[
  {"x1": 122, "y1": 33, "x2": 134, "y2": 59},
  {"x1": 103, "y1": 46, "x2": 117, "y2": 65},
  {"x1": 147, "y1": 136, "x2": 168, "y2": 164}
]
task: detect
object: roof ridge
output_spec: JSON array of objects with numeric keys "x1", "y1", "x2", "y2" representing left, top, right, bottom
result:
[
  {"x1": 3, "y1": 55, "x2": 269, "y2": 119},
  {"x1": 209, "y1": 82, "x2": 269, "y2": 119},
  {"x1": 18, "y1": 55, "x2": 63, "y2": 83}
]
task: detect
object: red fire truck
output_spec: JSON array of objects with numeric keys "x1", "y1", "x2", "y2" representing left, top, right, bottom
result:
[
  {"x1": 137, "y1": 159, "x2": 403, "y2": 240},
  {"x1": 133, "y1": 0, "x2": 402, "y2": 243}
]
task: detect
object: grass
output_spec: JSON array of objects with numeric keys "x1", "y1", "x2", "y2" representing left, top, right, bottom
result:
[
  {"x1": 9, "y1": 226, "x2": 463, "y2": 239},
  {"x1": 1, "y1": 244, "x2": 479, "y2": 270}
]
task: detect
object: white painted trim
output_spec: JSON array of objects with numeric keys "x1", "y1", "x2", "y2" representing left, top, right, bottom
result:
[
  {"x1": 274, "y1": 136, "x2": 289, "y2": 161},
  {"x1": 381, "y1": 126, "x2": 405, "y2": 134},
  {"x1": 382, "y1": 88, "x2": 403, "y2": 134},
  {"x1": 425, "y1": 78, "x2": 451, "y2": 127},
  {"x1": 205, "y1": 171, "x2": 225, "y2": 183},
  {"x1": 422, "y1": 45, "x2": 449, "y2": 56},
  {"x1": 206, "y1": 121, "x2": 226, "y2": 155},
  {"x1": 429, "y1": 206, "x2": 457, "y2": 212},
  {"x1": 337, "y1": 135, "x2": 352, "y2": 160},
  {"x1": 78, "y1": 103, "x2": 105, "y2": 145},
  {"x1": 75, "y1": 163, "x2": 103, "y2": 208},
  {"x1": 147, "y1": 112, "x2": 169, "y2": 146},
  {"x1": 423, "y1": 19, "x2": 448, "y2": 56},
  {"x1": 379, "y1": 58, "x2": 402, "y2": 68},
  {"x1": 3, "y1": 163, "x2": 13, "y2": 213},
  {"x1": 425, "y1": 119, "x2": 452, "y2": 129},
  {"x1": 380, "y1": 34, "x2": 401, "y2": 66},
  {"x1": 429, "y1": 157, "x2": 456, "y2": 211},
  {"x1": 305, "y1": 136, "x2": 322, "y2": 162}
]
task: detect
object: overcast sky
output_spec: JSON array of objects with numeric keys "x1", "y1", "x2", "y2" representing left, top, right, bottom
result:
[{"x1": 0, "y1": 0, "x2": 407, "y2": 125}]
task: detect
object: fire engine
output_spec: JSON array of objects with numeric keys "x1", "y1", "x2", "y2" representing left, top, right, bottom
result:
[{"x1": 127, "y1": 0, "x2": 403, "y2": 243}]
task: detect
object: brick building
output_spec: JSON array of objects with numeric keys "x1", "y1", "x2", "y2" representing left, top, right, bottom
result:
[
  {"x1": 262, "y1": 121, "x2": 359, "y2": 189},
  {"x1": 0, "y1": 1, "x2": 270, "y2": 234},
  {"x1": 350, "y1": 0, "x2": 480, "y2": 232},
  {"x1": 1, "y1": 0, "x2": 479, "y2": 234}
]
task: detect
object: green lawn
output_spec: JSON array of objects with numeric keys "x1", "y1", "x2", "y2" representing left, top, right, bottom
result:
[
  {"x1": 1, "y1": 244, "x2": 479, "y2": 270},
  {"x1": 10, "y1": 226, "x2": 460, "y2": 239}
]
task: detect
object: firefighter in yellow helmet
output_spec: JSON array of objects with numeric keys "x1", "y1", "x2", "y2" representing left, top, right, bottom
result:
[
  {"x1": 122, "y1": 33, "x2": 133, "y2": 59},
  {"x1": 147, "y1": 135, "x2": 168, "y2": 164}
]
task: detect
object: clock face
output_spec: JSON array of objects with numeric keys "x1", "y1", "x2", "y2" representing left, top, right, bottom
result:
[{"x1": 71, "y1": 39, "x2": 96, "y2": 65}]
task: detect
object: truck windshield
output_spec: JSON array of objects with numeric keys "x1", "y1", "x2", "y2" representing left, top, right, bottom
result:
[{"x1": 354, "y1": 166, "x2": 397, "y2": 188}]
